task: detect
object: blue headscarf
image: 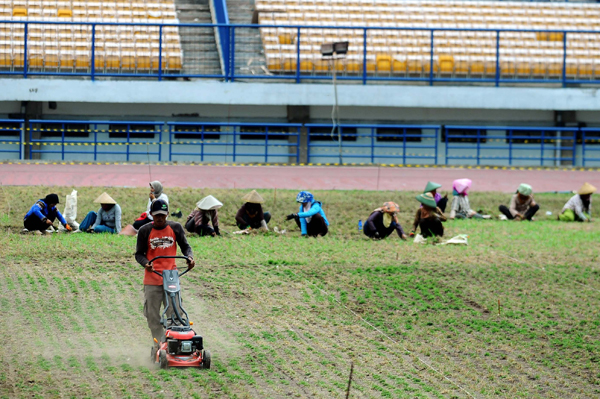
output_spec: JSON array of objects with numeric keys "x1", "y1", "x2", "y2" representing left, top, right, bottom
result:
[{"x1": 296, "y1": 191, "x2": 314, "y2": 204}]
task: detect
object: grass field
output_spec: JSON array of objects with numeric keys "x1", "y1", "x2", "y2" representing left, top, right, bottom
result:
[{"x1": 0, "y1": 186, "x2": 599, "y2": 398}]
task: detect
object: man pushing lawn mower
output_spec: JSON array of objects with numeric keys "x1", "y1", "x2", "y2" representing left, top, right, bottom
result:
[{"x1": 135, "y1": 199, "x2": 195, "y2": 344}]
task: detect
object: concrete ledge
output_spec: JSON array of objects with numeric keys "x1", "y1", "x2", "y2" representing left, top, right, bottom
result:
[{"x1": 3, "y1": 78, "x2": 600, "y2": 110}]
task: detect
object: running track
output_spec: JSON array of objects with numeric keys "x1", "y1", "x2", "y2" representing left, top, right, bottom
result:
[{"x1": 0, "y1": 163, "x2": 597, "y2": 192}]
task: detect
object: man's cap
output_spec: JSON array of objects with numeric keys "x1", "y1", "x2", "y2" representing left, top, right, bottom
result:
[
  {"x1": 150, "y1": 199, "x2": 169, "y2": 216},
  {"x1": 44, "y1": 193, "x2": 59, "y2": 204}
]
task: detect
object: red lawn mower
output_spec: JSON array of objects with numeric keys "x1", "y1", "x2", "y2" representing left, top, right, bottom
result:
[{"x1": 147, "y1": 256, "x2": 210, "y2": 369}]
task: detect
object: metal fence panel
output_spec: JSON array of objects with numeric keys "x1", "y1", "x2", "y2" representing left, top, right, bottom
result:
[
  {"x1": 445, "y1": 125, "x2": 578, "y2": 166},
  {"x1": 0, "y1": 119, "x2": 24, "y2": 160},
  {"x1": 167, "y1": 122, "x2": 301, "y2": 163},
  {"x1": 27, "y1": 120, "x2": 162, "y2": 162},
  {"x1": 306, "y1": 124, "x2": 439, "y2": 165}
]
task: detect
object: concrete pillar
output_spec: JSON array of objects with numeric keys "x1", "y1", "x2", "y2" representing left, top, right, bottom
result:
[
  {"x1": 22, "y1": 101, "x2": 43, "y2": 160},
  {"x1": 555, "y1": 111, "x2": 577, "y2": 166},
  {"x1": 287, "y1": 105, "x2": 309, "y2": 164}
]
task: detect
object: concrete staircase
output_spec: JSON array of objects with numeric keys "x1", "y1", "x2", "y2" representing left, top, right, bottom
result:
[
  {"x1": 174, "y1": 0, "x2": 223, "y2": 77},
  {"x1": 226, "y1": 0, "x2": 270, "y2": 77}
]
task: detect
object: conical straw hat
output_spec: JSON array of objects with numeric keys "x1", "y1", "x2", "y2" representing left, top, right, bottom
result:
[
  {"x1": 423, "y1": 181, "x2": 442, "y2": 194},
  {"x1": 242, "y1": 190, "x2": 265, "y2": 204},
  {"x1": 196, "y1": 195, "x2": 223, "y2": 210},
  {"x1": 93, "y1": 192, "x2": 117, "y2": 204},
  {"x1": 578, "y1": 182, "x2": 597, "y2": 195},
  {"x1": 416, "y1": 192, "x2": 437, "y2": 208}
]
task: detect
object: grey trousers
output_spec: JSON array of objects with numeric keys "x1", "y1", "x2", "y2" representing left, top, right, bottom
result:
[{"x1": 144, "y1": 285, "x2": 182, "y2": 343}]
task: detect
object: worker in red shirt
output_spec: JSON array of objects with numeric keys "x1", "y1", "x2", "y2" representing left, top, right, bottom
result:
[{"x1": 135, "y1": 199, "x2": 195, "y2": 344}]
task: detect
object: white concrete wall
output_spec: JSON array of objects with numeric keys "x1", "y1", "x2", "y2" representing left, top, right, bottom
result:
[{"x1": 2, "y1": 78, "x2": 600, "y2": 110}]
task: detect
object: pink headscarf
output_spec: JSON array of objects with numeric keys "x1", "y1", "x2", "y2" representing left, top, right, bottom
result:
[{"x1": 453, "y1": 178, "x2": 472, "y2": 196}]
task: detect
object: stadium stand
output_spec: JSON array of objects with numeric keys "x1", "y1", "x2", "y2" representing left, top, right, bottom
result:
[
  {"x1": 255, "y1": 0, "x2": 600, "y2": 79},
  {"x1": 0, "y1": 0, "x2": 184, "y2": 73}
]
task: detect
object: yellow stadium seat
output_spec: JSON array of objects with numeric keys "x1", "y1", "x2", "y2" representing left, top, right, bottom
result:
[
  {"x1": 94, "y1": 55, "x2": 105, "y2": 71},
  {"x1": 313, "y1": 59, "x2": 330, "y2": 72},
  {"x1": 283, "y1": 58, "x2": 297, "y2": 72},
  {"x1": 28, "y1": 51, "x2": 43, "y2": 68},
  {"x1": 166, "y1": 54, "x2": 182, "y2": 71},
  {"x1": 121, "y1": 52, "x2": 136, "y2": 70},
  {"x1": 376, "y1": 53, "x2": 391, "y2": 72},
  {"x1": 60, "y1": 51, "x2": 76, "y2": 70},
  {"x1": 106, "y1": 53, "x2": 120, "y2": 70},
  {"x1": 137, "y1": 52, "x2": 151, "y2": 70},
  {"x1": 392, "y1": 58, "x2": 406, "y2": 74},
  {"x1": 0, "y1": 50, "x2": 11, "y2": 68},
  {"x1": 278, "y1": 34, "x2": 293, "y2": 45},
  {"x1": 299, "y1": 59, "x2": 313, "y2": 73},
  {"x1": 12, "y1": 7, "x2": 26, "y2": 17},
  {"x1": 438, "y1": 55, "x2": 454, "y2": 73},
  {"x1": 75, "y1": 52, "x2": 90, "y2": 69},
  {"x1": 45, "y1": 50, "x2": 60, "y2": 69},
  {"x1": 57, "y1": 9, "x2": 72, "y2": 18}
]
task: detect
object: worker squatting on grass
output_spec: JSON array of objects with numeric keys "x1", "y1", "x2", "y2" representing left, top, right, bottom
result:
[
  {"x1": 558, "y1": 182, "x2": 596, "y2": 222},
  {"x1": 22, "y1": 193, "x2": 72, "y2": 234},
  {"x1": 185, "y1": 195, "x2": 222, "y2": 237},
  {"x1": 498, "y1": 183, "x2": 540, "y2": 221},
  {"x1": 235, "y1": 190, "x2": 271, "y2": 231},
  {"x1": 285, "y1": 191, "x2": 330, "y2": 237},
  {"x1": 135, "y1": 199, "x2": 195, "y2": 344},
  {"x1": 363, "y1": 201, "x2": 407, "y2": 240}
]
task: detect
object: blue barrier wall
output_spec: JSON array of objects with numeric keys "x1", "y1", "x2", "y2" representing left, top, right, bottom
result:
[{"x1": 3, "y1": 119, "x2": 599, "y2": 167}]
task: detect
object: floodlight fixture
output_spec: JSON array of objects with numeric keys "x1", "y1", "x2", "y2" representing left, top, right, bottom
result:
[{"x1": 320, "y1": 41, "x2": 349, "y2": 58}]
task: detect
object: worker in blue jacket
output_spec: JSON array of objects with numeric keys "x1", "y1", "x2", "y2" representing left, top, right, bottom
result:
[
  {"x1": 286, "y1": 191, "x2": 329, "y2": 237},
  {"x1": 23, "y1": 193, "x2": 72, "y2": 233}
]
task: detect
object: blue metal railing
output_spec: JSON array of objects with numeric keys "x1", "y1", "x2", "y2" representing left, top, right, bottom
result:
[
  {"x1": 1, "y1": 20, "x2": 600, "y2": 86},
  {"x1": 211, "y1": 0, "x2": 230, "y2": 78},
  {"x1": 306, "y1": 124, "x2": 440, "y2": 164},
  {"x1": 5, "y1": 119, "x2": 600, "y2": 166},
  {"x1": 581, "y1": 128, "x2": 600, "y2": 167},
  {"x1": 27, "y1": 120, "x2": 162, "y2": 161},
  {"x1": 167, "y1": 122, "x2": 301, "y2": 163},
  {"x1": 0, "y1": 119, "x2": 24, "y2": 159},
  {"x1": 445, "y1": 125, "x2": 579, "y2": 166}
]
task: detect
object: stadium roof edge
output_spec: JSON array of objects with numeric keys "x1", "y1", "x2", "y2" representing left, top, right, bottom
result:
[{"x1": 2, "y1": 79, "x2": 600, "y2": 111}]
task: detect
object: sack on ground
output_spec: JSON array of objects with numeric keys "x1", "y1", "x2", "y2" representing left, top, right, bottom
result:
[
  {"x1": 441, "y1": 234, "x2": 469, "y2": 245},
  {"x1": 58, "y1": 190, "x2": 79, "y2": 231}
]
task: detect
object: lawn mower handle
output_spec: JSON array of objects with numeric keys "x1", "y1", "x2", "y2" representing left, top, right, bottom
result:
[{"x1": 146, "y1": 256, "x2": 193, "y2": 278}]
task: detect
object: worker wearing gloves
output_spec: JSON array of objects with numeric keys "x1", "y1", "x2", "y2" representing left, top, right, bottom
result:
[
  {"x1": 23, "y1": 193, "x2": 72, "y2": 233},
  {"x1": 286, "y1": 191, "x2": 329, "y2": 237}
]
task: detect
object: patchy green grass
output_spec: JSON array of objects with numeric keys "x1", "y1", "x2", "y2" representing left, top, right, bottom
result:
[{"x1": 0, "y1": 186, "x2": 599, "y2": 398}]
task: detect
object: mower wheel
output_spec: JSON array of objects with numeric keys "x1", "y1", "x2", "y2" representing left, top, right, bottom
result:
[
  {"x1": 159, "y1": 350, "x2": 168, "y2": 369},
  {"x1": 202, "y1": 349, "x2": 211, "y2": 369}
]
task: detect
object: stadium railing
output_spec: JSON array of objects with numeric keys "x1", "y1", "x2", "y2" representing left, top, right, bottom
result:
[
  {"x1": 0, "y1": 119, "x2": 24, "y2": 159},
  {"x1": 167, "y1": 122, "x2": 302, "y2": 163},
  {"x1": 306, "y1": 123, "x2": 439, "y2": 164},
  {"x1": 1, "y1": 20, "x2": 600, "y2": 86},
  {"x1": 444, "y1": 125, "x2": 579, "y2": 166},
  {"x1": 3, "y1": 119, "x2": 599, "y2": 167},
  {"x1": 27, "y1": 120, "x2": 163, "y2": 161},
  {"x1": 581, "y1": 127, "x2": 600, "y2": 167}
]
